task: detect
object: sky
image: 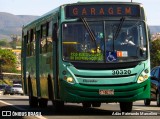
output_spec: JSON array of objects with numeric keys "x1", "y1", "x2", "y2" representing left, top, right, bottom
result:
[{"x1": 0, "y1": 0, "x2": 159, "y2": 25}]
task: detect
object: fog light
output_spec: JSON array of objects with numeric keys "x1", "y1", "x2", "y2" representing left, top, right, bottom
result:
[{"x1": 144, "y1": 75, "x2": 148, "y2": 79}]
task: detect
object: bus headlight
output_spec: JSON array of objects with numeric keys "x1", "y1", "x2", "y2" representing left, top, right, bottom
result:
[
  {"x1": 137, "y1": 69, "x2": 149, "y2": 83},
  {"x1": 67, "y1": 77, "x2": 74, "y2": 83},
  {"x1": 64, "y1": 76, "x2": 75, "y2": 84}
]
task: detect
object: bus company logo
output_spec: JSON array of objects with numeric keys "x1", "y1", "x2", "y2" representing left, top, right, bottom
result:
[
  {"x1": 83, "y1": 79, "x2": 98, "y2": 83},
  {"x1": 2, "y1": 111, "x2": 11, "y2": 116}
]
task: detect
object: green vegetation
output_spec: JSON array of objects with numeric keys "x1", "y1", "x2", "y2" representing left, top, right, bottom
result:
[
  {"x1": 9, "y1": 40, "x2": 21, "y2": 49},
  {"x1": 0, "y1": 48, "x2": 17, "y2": 73},
  {"x1": 0, "y1": 39, "x2": 11, "y2": 47},
  {"x1": 150, "y1": 38, "x2": 160, "y2": 68},
  {"x1": 0, "y1": 39, "x2": 10, "y2": 47},
  {"x1": 0, "y1": 38, "x2": 21, "y2": 49}
]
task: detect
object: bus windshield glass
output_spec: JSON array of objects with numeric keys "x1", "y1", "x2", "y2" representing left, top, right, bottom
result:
[{"x1": 62, "y1": 20, "x2": 147, "y2": 63}]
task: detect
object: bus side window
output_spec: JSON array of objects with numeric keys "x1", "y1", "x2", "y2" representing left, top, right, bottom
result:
[
  {"x1": 47, "y1": 21, "x2": 53, "y2": 52},
  {"x1": 26, "y1": 31, "x2": 30, "y2": 57},
  {"x1": 40, "y1": 24, "x2": 48, "y2": 53},
  {"x1": 30, "y1": 29, "x2": 36, "y2": 56},
  {"x1": 36, "y1": 30, "x2": 41, "y2": 54},
  {"x1": 23, "y1": 35, "x2": 27, "y2": 57}
]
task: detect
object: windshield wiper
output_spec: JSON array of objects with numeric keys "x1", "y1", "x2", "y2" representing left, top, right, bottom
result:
[
  {"x1": 111, "y1": 16, "x2": 125, "y2": 51},
  {"x1": 113, "y1": 16, "x2": 125, "y2": 41},
  {"x1": 80, "y1": 17, "x2": 97, "y2": 50}
]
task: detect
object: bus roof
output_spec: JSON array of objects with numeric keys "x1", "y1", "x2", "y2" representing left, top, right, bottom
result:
[
  {"x1": 23, "y1": 7, "x2": 60, "y2": 29},
  {"x1": 66, "y1": 1, "x2": 142, "y2": 6}
]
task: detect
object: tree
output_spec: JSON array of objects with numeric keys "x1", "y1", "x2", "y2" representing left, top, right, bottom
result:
[
  {"x1": 10, "y1": 35, "x2": 21, "y2": 49},
  {"x1": 0, "y1": 48, "x2": 17, "y2": 72},
  {"x1": 9, "y1": 40, "x2": 21, "y2": 49},
  {"x1": 0, "y1": 39, "x2": 10, "y2": 47},
  {"x1": 150, "y1": 38, "x2": 160, "y2": 68}
]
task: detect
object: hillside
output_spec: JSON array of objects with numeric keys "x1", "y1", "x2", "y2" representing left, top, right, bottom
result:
[
  {"x1": 0, "y1": 12, "x2": 160, "y2": 41},
  {"x1": 0, "y1": 12, "x2": 39, "y2": 40}
]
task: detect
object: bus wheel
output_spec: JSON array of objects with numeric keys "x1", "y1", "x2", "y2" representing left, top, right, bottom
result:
[
  {"x1": 144, "y1": 99, "x2": 150, "y2": 106},
  {"x1": 39, "y1": 98, "x2": 48, "y2": 108},
  {"x1": 82, "y1": 102, "x2": 91, "y2": 108},
  {"x1": 92, "y1": 102, "x2": 101, "y2": 107},
  {"x1": 119, "y1": 102, "x2": 132, "y2": 112},
  {"x1": 28, "y1": 89, "x2": 38, "y2": 107},
  {"x1": 28, "y1": 77, "x2": 38, "y2": 108},
  {"x1": 156, "y1": 92, "x2": 160, "y2": 106},
  {"x1": 48, "y1": 75, "x2": 53, "y2": 99},
  {"x1": 52, "y1": 100, "x2": 64, "y2": 111}
]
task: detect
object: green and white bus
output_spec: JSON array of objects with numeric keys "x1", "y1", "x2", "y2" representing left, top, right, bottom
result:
[{"x1": 22, "y1": 1, "x2": 150, "y2": 112}]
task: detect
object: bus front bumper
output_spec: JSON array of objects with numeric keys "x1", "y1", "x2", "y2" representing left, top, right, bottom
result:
[{"x1": 59, "y1": 79, "x2": 150, "y2": 103}]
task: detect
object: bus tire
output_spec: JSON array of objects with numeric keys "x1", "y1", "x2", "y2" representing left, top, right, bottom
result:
[
  {"x1": 82, "y1": 102, "x2": 91, "y2": 108},
  {"x1": 28, "y1": 77, "x2": 38, "y2": 108},
  {"x1": 156, "y1": 92, "x2": 160, "y2": 107},
  {"x1": 48, "y1": 75, "x2": 53, "y2": 99},
  {"x1": 119, "y1": 102, "x2": 132, "y2": 112},
  {"x1": 52, "y1": 100, "x2": 64, "y2": 111},
  {"x1": 39, "y1": 98, "x2": 48, "y2": 108},
  {"x1": 92, "y1": 102, "x2": 101, "y2": 107},
  {"x1": 144, "y1": 99, "x2": 150, "y2": 106}
]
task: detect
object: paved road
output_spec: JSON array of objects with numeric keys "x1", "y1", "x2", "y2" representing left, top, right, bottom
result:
[{"x1": 0, "y1": 95, "x2": 160, "y2": 119}]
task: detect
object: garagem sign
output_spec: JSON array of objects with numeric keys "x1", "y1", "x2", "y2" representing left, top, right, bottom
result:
[{"x1": 65, "y1": 4, "x2": 140, "y2": 18}]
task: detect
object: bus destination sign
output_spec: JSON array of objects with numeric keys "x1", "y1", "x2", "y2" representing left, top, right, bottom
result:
[{"x1": 66, "y1": 4, "x2": 140, "y2": 18}]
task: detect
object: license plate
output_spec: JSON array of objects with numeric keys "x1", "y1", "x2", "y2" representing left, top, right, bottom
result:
[{"x1": 99, "y1": 89, "x2": 114, "y2": 95}]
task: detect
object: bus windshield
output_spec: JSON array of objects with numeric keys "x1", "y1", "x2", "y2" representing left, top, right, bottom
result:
[{"x1": 62, "y1": 20, "x2": 147, "y2": 63}]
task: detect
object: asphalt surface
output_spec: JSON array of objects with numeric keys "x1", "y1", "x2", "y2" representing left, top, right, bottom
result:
[{"x1": 0, "y1": 95, "x2": 160, "y2": 119}]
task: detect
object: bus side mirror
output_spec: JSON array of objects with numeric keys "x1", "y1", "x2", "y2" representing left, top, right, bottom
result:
[{"x1": 148, "y1": 26, "x2": 151, "y2": 41}]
